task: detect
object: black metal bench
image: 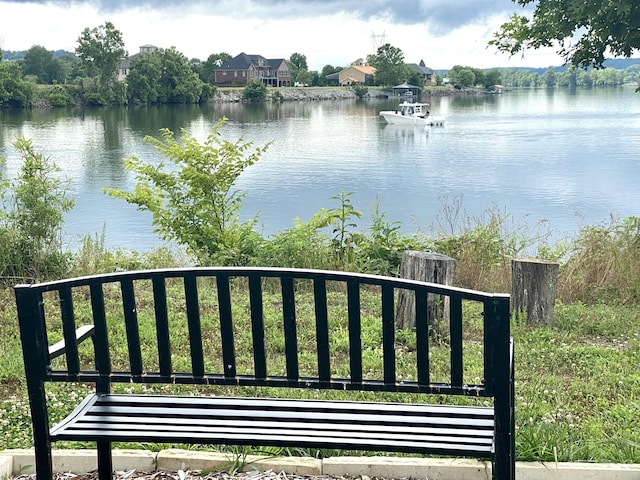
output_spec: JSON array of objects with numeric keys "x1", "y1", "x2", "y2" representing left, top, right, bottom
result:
[{"x1": 16, "y1": 267, "x2": 515, "y2": 479}]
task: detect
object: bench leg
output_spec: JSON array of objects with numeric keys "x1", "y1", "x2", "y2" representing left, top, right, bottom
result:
[
  {"x1": 34, "y1": 443, "x2": 53, "y2": 480},
  {"x1": 97, "y1": 441, "x2": 113, "y2": 480}
]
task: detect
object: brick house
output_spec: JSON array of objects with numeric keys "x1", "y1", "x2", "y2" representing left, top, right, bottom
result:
[
  {"x1": 407, "y1": 63, "x2": 436, "y2": 86},
  {"x1": 214, "y1": 53, "x2": 291, "y2": 87}
]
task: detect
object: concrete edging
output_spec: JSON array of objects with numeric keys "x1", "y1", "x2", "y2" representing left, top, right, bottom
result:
[{"x1": 1, "y1": 449, "x2": 640, "y2": 479}]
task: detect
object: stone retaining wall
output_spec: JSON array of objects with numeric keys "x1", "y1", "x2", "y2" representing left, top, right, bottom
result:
[
  {"x1": 214, "y1": 88, "x2": 357, "y2": 102},
  {"x1": 213, "y1": 87, "x2": 483, "y2": 102}
]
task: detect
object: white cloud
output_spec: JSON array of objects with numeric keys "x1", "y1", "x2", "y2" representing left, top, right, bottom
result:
[{"x1": 0, "y1": 0, "x2": 567, "y2": 70}]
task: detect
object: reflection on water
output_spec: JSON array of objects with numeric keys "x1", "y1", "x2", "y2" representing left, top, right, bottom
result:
[{"x1": 0, "y1": 87, "x2": 639, "y2": 251}]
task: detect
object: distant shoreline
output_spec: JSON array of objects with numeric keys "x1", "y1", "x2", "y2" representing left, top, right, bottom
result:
[{"x1": 214, "y1": 86, "x2": 485, "y2": 102}]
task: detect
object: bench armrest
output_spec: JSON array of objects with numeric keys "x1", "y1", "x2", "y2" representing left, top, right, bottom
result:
[{"x1": 48, "y1": 324, "x2": 96, "y2": 360}]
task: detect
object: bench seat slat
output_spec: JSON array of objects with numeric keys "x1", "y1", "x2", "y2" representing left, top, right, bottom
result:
[
  {"x1": 96, "y1": 394, "x2": 494, "y2": 418},
  {"x1": 84, "y1": 405, "x2": 494, "y2": 428},
  {"x1": 50, "y1": 394, "x2": 495, "y2": 457},
  {"x1": 67, "y1": 421, "x2": 493, "y2": 445},
  {"x1": 66, "y1": 414, "x2": 493, "y2": 438}
]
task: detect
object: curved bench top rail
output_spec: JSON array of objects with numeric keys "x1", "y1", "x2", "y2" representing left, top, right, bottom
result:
[
  {"x1": 15, "y1": 267, "x2": 509, "y2": 301},
  {"x1": 16, "y1": 267, "x2": 510, "y2": 398}
]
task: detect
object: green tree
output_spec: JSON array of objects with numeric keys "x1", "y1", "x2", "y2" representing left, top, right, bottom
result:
[
  {"x1": 457, "y1": 69, "x2": 476, "y2": 87},
  {"x1": 156, "y1": 47, "x2": 203, "y2": 103},
  {"x1": 288, "y1": 52, "x2": 308, "y2": 81},
  {"x1": 484, "y1": 69, "x2": 503, "y2": 88},
  {"x1": 491, "y1": 1, "x2": 640, "y2": 68},
  {"x1": 369, "y1": 43, "x2": 409, "y2": 87},
  {"x1": 0, "y1": 61, "x2": 34, "y2": 107},
  {"x1": 542, "y1": 66, "x2": 556, "y2": 87},
  {"x1": 295, "y1": 69, "x2": 313, "y2": 86},
  {"x1": 127, "y1": 47, "x2": 204, "y2": 104},
  {"x1": 243, "y1": 79, "x2": 267, "y2": 102},
  {"x1": 448, "y1": 65, "x2": 476, "y2": 87},
  {"x1": 105, "y1": 121, "x2": 270, "y2": 265},
  {"x1": 126, "y1": 52, "x2": 161, "y2": 103},
  {"x1": 557, "y1": 66, "x2": 578, "y2": 87},
  {"x1": 76, "y1": 21, "x2": 126, "y2": 91},
  {"x1": 471, "y1": 68, "x2": 486, "y2": 87},
  {"x1": 406, "y1": 70, "x2": 425, "y2": 89},
  {"x1": 0, "y1": 137, "x2": 74, "y2": 279},
  {"x1": 23, "y1": 45, "x2": 55, "y2": 84},
  {"x1": 200, "y1": 52, "x2": 232, "y2": 83},
  {"x1": 319, "y1": 64, "x2": 341, "y2": 86}
]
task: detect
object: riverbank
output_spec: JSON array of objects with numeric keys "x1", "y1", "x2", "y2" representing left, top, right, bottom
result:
[{"x1": 213, "y1": 86, "x2": 485, "y2": 102}]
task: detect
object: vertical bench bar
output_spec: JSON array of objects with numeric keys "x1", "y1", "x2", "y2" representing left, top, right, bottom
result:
[
  {"x1": 347, "y1": 280, "x2": 362, "y2": 383},
  {"x1": 313, "y1": 278, "x2": 331, "y2": 382},
  {"x1": 59, "y1": 287, "x2": 80, "y2": 375},
  {"x1": 121, "y1": 279, "x2": 143, "y2": 377},
  {"x1": 281, "y1": 276, "x2": 299, "y2": 380},
  {"x1": 381, "y1": 283, "x2": 396, "y2": 384},
  {"x1": 152, "y1": 277, "x2": 172, "y2": 378},
  {"x1": 217, "y1": 273, "x2": 237, "y2": 378},
  {"x1": 450, "y1": 296, "x2": 463, "y2": 388},
  {"x1": 415, "y1": 288, "x2": 430, "y2": 386},
  {"x1": 184, "y1": 274, "x2": 205, "y2": 377},
  {"x1": 248, "y1": 273, "x2": 267, "y2": 379},
  {"x1": 90, "y1": 283, "x2": 112, "y2": 385}
]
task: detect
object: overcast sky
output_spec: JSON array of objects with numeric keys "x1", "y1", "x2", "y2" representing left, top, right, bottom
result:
[{"x1": 0, "y1": 0, "x2": 567, "y2": 70}]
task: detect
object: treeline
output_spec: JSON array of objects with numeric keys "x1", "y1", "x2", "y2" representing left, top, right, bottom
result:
[
  {"x1": 443, "y1": 64, "x2": 640, "y2": 89},
  {"x1": 499, "y1": 65, "x2": 639, "y2": 88},
  {"x1": 0, "y1": 45, "x2": 217, "y2": 108}
]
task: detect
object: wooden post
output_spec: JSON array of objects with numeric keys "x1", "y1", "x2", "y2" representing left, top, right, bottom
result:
[
  {"x1": 512, "y1": 258, "x2": 559, "y2": 327},
  {"x1": 396, "y1": 251, "x2": 455, "y2": 336}
]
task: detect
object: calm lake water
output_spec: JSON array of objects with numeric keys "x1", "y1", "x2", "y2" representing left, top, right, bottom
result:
[{"x1": 0, "y1": 87, "x2": 639, "y2": 252}]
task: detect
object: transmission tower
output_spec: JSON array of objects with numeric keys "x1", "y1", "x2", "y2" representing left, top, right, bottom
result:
[{"x1": 370, "y1": 31, "x2": 388, "y2": 50}]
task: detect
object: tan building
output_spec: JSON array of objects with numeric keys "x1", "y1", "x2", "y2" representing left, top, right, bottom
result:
[{"x1": 337, "y1": 65, "x2": 376, "y2": 85}]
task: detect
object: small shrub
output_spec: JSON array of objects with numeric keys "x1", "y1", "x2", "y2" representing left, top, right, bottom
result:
[
  {"x1": 270, "y1": 89, "x2": 283, "y2": 102},
  {"x1": 352, "y1": 85, "x2": 369, "y2": 99},
  {"x1": 106, "y1": 119, "x2": 271, "y2": 266},
  {"x1": 243, "y1": 79, "x2": 267, "y2": 102},
  {"x1": 48, "y1": 85, "x2": 71, "y2": 107},
  {"x1": 0, "y1": 137, "x2": 74, "y2": 281},
  {"x1": 255, "y1": 219, "x2": 334, "y2": 269}
]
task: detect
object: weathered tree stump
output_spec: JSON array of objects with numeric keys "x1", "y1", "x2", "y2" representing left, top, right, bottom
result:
[
  {"x1": 396, "y1": 251, "x2": 455, "y2": 337},
  {"x1": 512, "y1": 258, "x2": 559, "y2": 327}
]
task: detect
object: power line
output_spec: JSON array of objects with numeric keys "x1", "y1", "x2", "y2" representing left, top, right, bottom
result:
[{"x1": 370, "y1": 31, "x2": 387, "y2": 50}]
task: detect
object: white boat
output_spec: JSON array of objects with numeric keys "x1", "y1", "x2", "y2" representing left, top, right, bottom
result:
[{"x1": 379, "y1": 102, "x2": 445, "y2": 126}]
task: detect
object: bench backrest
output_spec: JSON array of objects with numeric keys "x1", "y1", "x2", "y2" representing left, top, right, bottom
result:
[{"x1": 16, "y1": 267, "x2": 510, "y2": 397}]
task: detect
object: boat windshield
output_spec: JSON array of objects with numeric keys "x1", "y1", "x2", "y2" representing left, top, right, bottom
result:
[{"x1": 400, "y1": 103, "x2": 428, "y2": 116}]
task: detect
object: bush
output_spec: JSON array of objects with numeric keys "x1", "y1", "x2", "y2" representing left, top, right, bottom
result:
[
  {"x1": 48, "y1": 85, "x2": 71, "y2": 107},
  {"x1": 243, "y1": 79, "x2": 267, "y2": 102},
  {"x1": 106, "y1": 119, "x2": 271, "y2": 265},
  {"x1": 0, "y1": 137, "x2": 74, "y2": 281},
  {"x1": 352, "y1": 85, "x2": 369, "y2": 99}
]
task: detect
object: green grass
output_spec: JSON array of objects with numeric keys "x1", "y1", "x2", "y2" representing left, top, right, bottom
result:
[{"x1": 2, "y1": 278, "x2": 640, "y2": 463}]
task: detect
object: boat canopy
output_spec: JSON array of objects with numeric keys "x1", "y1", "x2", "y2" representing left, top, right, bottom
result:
[{"x1": 392, "y1": 83, "x2": 420, "y2": 97}]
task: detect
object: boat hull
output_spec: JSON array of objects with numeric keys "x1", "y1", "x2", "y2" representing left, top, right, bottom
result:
[{"x1": 379, "y1": 111, "x2": 445, "y2": 126}]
